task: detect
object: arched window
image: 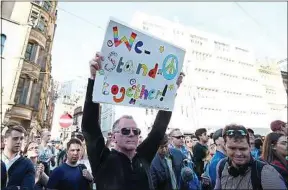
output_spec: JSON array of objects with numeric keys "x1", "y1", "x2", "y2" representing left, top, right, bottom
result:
[{"x1": 1, "y1": 34, "x2": 7, "y2": 55}]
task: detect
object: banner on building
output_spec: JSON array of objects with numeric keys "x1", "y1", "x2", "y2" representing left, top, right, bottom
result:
[{"x1": 92, "y1": 18, "x2": 185, "y2": 111}]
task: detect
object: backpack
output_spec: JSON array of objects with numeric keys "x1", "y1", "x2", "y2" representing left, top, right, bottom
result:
[
  {"x1": 259, "y1": 159, "x2": 288, "y2": 187},
  {"x1": 180, "y1": 159, "x2": 201, "y2": 190},
  {"x1": 201, "y1": 161, "x2": 213, "y2": 190},
  {"x1": 218, "y1": 158, "x2": 265, "y2": 190}
]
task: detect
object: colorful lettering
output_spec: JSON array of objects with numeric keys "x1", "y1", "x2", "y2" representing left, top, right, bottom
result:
[
  {"x1": 107, "y1": 83, "x2": 168, "y2": 103},
  {"x1": 148, "y1": 63, "x2": 158, "y2": 79},
  {"x1": 136, "y1": 63, "x2": 148, "y2": 76},
  {"x1": 111, "y1": 85, "x2": 119, "y2": 95},
  {"x1": 102, "y1": 77, "x2": 109, "y2": 95},
  {"x1": 148, "y1": 89, "x2": 155, "y2": 100},
  {"x1": 116, "y1": 57, "x2": 125, "y2": 73},
  {"x1": 113, "y1": 26, "x2": 137, "y2": 51},
  {"x1": 123, "y1": 60, "x2": 134, "y2": 74},
  {"x1": 126, "y1": 87, "x2": 134, "y2": 97},
  {"x1": 140, "y1": 85, "x2": 149, "y2": 100},
  {"x1": 134, "y1": 41, "x2": 143, "y2": 54},
  {"x1": 134, "y1": 84, "x2": 141, "y2": 99},
  {"x1": 104, "y1": 51, "x2": 118, "y2": 72},
  {"x1": 113, "y1": 87, "x2": 125, "y2": 103}
]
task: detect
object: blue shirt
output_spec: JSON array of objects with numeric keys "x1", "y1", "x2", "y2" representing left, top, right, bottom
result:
[
  {"x1": 169, "y1": 144, "x2": 192, "y2": 160},
  {"x1": 47, "y1": 163, "x2": 90, "y2": 190},
  {"x1": 251, "y1": 148, "x2": 261, "y2": 160},
  {"x1": 208, "y1": 150, "x2": 226, "y2": 188}
]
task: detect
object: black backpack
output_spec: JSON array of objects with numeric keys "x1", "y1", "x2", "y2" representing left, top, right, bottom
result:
[{"x1": 218, "y1": 158, "x2": 265, "y2": 190}]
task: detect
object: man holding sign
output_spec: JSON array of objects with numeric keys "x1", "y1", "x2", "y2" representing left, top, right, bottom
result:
[{"x1": 81, "y1": 52, "x2": 184, "y2": 190}]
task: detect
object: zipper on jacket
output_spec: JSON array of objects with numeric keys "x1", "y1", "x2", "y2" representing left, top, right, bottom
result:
[{"x1": 130, "y1": 160, "x2": 133, "y2": 170}]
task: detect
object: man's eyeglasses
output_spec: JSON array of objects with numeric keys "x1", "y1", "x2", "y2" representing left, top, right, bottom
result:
[
  {"x1": 115, "y1": 128, "x2": 141, "y2": 136},
  {"x1": 172, "y1": 135, "x2": 185, "y2": 139},
  {"x1": 225, "y1": 129, "x2": 247, "y2": 136}
]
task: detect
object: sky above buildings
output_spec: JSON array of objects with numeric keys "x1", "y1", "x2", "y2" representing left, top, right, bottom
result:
[{"x1": 51, "y1": 2, "x2": 287, "y2": 82}]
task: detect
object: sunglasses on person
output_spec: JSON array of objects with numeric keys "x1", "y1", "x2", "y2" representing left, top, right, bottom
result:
[
  {"x1": 115, "y1": 128, "x2": 141, "y2": 136},
  {"x1": 225, "y1": 129, "x2": 247, "y2": 136},
  {"x1": 185, "y1": 140, "x2": 193, "y2": 143},
  {"x1": 172, "y1": 135, "x2": 185, "y2": 139}
]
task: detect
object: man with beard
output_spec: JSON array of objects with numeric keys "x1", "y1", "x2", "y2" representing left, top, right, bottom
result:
[
  {"x1": 214, "y1": 124, "x2": 286, "y2": 190},
  {"x1": 1, "y1": 125, "x2": 35, "y2": 190},
  {"x1": 47, "y1": 138, "x2": 93, "y2": 190},
  {"x1": 82, "y1": 53, "x2": 184, "y2": 190}
]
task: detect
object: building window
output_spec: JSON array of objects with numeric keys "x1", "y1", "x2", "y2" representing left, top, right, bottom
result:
[
  {"x1": 15, "y1": 78, "x2": 30, "y2": 105},
  {"x1": 25, "y1": 42, "x2": 38, "y2": 62},
  {"x1": 37, "y1": 17, "x2": 47, "y2": 34},
  {"x1": 1, "y1": 34, "x2": 7, "y2": 56},
  {"x1": 29, "y1": 10, "x2": 39, "y2": 27},
  {"x1": 42, "y1": 1, "x2": 52, "y2": 12}
]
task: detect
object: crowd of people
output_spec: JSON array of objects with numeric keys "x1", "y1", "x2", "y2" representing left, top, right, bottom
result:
[{"x1": 1, "y1": 53, "x2": 287, "y2": 190}]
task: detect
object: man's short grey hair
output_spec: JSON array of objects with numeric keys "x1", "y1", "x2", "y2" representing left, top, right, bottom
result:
[
  {"x1": 169, "y1": 128, "x2": 181, "y2": 137},
  {"x1": 112, "y1": 115, "x2": 134, "y2": 131}
]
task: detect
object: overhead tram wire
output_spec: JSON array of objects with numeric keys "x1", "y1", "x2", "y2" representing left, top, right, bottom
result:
[
  {"x1": 57, "y1": 6, "x2": 104, "y2": 30},
  {"x1": 234, "y1": 2, "x2": 285, "y2": 51}
]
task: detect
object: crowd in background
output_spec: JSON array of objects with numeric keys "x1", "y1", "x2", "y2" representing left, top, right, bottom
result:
[{"x1": 1, "y1": 118, "x2": 287, "y2": 190}]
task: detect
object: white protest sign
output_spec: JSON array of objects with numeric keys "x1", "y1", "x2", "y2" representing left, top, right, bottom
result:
[{"x1": 92, "y1": 18, "x2": 185, "y2": 111}]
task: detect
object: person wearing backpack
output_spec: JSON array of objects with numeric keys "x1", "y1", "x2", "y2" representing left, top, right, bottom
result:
[
  {"x1": 214, "y1": 124, "x2": 286, "y2": 190},
  {"x1": 201, "y1": 128, "x2": 226, "y2": 189}
]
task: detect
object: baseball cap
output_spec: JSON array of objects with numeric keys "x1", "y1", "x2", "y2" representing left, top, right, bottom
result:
[{"x1": 212, "y1": 128, "x2": 223, "y2": 143}]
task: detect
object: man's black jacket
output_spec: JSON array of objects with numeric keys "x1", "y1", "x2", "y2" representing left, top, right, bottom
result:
[{"x1": 82, "y1": 79, "x2": 172, "y2": 190}]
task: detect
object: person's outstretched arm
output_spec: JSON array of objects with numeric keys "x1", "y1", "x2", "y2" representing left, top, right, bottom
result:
[{"x1": 82, "y1": 54, "x2": 110, "y2": 178}]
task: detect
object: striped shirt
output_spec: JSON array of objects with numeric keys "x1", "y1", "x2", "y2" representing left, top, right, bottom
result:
[{"x1": 214, "y1": 161, "x2": 287, "y2": 189}]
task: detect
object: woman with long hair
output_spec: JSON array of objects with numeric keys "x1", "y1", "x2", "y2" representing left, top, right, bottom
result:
[
  {"x1": 185, "y1": 134, "x2": 198, "y2": 159},
  {"x1": 23, "y1": 141, "x2": 49, "y2": 190},
  {"x1": 261, "y1": 132, "x2": 288, "y2": 185}
]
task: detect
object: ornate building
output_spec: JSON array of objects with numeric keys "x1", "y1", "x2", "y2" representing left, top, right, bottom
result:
[{"x1": 2, "y1": 1, "x2": 58, "y2": 137}]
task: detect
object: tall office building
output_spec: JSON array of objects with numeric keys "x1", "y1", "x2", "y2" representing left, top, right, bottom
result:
[
  {"x1": 2, "y1": 1, "x2": 58, "y2": 137},
  {"x1": 128, "y1": 12, "x2": 287, "y2": 135}
]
